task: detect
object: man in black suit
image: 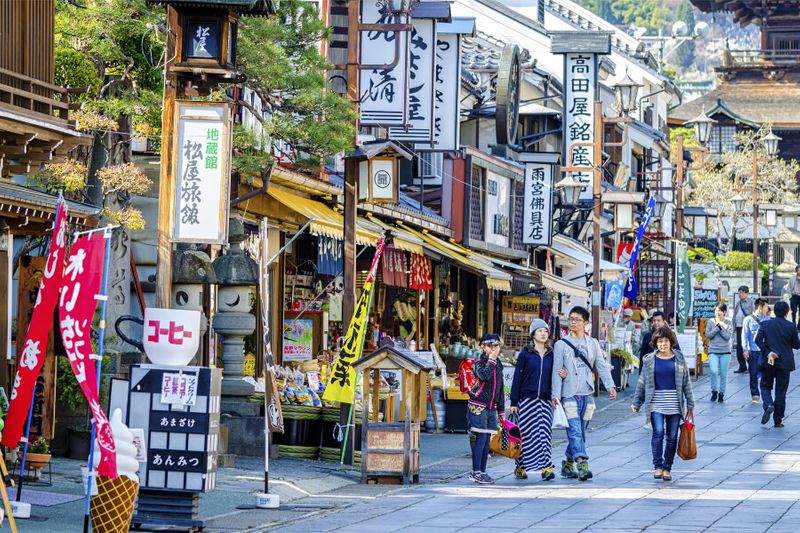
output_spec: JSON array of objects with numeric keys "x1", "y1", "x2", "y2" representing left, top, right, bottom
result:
[{"x1": 755, "y1": 301, "x2": 800, "y2": 427}]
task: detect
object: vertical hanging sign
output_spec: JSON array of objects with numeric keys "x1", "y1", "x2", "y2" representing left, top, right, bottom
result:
[
  {"x1": 675, "y1": 240, "x2": 692, "y2": 333},
  {"x1": 564, "y1": 53, "x2": 597, "y2": 201},
  {"x1": 389, "y1": 18, "x2": 435, "y2": 142},
  {"x1": 359, "y1": 3, "x2": 410, "y2": 127},
  {"x1": 520, "y1": 152, "x2": 559, "y2": 246},
  {"x1": 172, "y1": 101, "x2": 232, "y2": 244},
  {"x1": 418, "y1": 31, "x2": 460, "y2": 150}
]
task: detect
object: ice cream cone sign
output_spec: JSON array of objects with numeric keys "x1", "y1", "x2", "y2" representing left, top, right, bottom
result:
[{"x1": 90, "y1": 409, "x2": 140, "y2": 533}]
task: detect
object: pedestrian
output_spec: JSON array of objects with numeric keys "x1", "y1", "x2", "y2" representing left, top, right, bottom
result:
[
  {"x1": 631, "y1": 327, "x2": 695, "y2": 482},
  {"x1": 785, "y1": 266, "x2": 800, "y2": 329},
  {"x1": 755, "y1": 301, "x2": 800, "y2": 427},
  {"x1": 733, "y1": 285, "x2": 755, "y2": 373},
  {"x1": 639, "y1": 311, "x2": 667, "y2": 359},
  {"x1": 552, "y1": 306, "x2": 617, "y2": 481},
  {"x1": 742, "y1": 298, "x2": 770, "y2": 403},
  {"x1": 510, "y1": 320, "x2": 566, "y2": 481},
  {"x1": 467, "y1": 333, "x2": 505, "y2": 484},
  {"x1": 706, "y1": 303, "x2": 733, "y2": 402},
  {"x1": 622, "y1": 309, "x2": 641, "y2": 356}
]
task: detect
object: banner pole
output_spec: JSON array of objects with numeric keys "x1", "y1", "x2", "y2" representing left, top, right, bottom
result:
[
  {"x1": 82, "y1": 227, "x2": 113, "y2": 533},
  {"x1": 16, "y1": 193, "x2": 63, "y2": 502}
]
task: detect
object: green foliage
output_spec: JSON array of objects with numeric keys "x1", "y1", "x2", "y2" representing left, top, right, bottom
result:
[
  {"x1": 57, "y1": 356, "x2": 110, "y2": 414},
  {"x1": 26, "y1": 437, "x2": 51, "y2": 455},
  {"x1": 688, "y1": 247, "x2": 715, "y2": 263},
  {"x1": 54, "y1": 48, "x2": 102, "y2": 103},
  {"x1": 576, "y1": 0, "x2": 666, "y2": 31},
  {"x1": 716, "y1": 251, "x2": 761, "y2": 271},
  {"x1": 674, "y1": 1, "x2": 696, "y2": 70}
]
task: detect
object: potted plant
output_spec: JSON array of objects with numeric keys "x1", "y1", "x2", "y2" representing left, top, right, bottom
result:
[
  {"x1": 56, "y1": 356, "x2": 109, "y2": 459},
  {"x1": 18, "y1": 437, "x2": 51, "y2": 470}
]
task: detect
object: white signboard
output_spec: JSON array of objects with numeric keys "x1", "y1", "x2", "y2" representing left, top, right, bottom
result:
[
  {"x1": 173, "y1": 102, "x2": 232, "y2": 243},
  {"x1": 676, "y1": 327, "x2": 698, "y2": 370},
  {"x1": 371, "y1": 158, "x2": 396, "y2": 201},
  {"x1": 418, "y1": 31, "x2": 461, "y2": 151},
  {"x1": 359, "y1": 4, "x2": 410, "y2": 127},
  {"x1": 485, "y1": 171, "x2": 511, "y2": 247},
  {"x1": 160, "y1": 372, "x2": 199, "y2": 406},
  {"x1": 522, "y1": 157, "x2": 555, "y2": 245},
  {"x1": 389, "y1": 18, "x2": 435, "y2": 142},
  {"x1": 563, "y1": 54, "x2": 597, "y2": 201}
]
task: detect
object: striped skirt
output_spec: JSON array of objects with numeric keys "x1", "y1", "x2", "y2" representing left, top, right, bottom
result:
[{"x1": 516, "y1": 398, "x2": 554, "y2": 472}]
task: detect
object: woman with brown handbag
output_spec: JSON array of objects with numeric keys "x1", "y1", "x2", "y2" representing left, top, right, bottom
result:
[{"x1": 631, "y1": 327, "x2": 695, "y2": 481}]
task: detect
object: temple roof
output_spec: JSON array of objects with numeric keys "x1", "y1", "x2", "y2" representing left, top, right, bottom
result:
[
  {"x1": 670, "y1": 82, "x2": 800, "y2": 129},
  {"x1": 689, "y1": 0, "x2": 799, "y2": 27}
]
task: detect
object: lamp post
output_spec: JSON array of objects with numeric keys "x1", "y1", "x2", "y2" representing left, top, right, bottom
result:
[
  {"x1": 557, "y1": 75, "x2": 642, "y2": 337},
  {"x1": 749, "y1": 128, "x2": 782, "y2": 294},
  {"x1": 675, "y1": 109, "x2": 715, "y2": 241}
]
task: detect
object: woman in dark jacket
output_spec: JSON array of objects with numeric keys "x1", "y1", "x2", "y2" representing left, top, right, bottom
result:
[
  {"x1": 509, "y1": 319, "x2": 564, "y2": 481},
  {"x1": 467, "y1": 333, "x2": 505, "y2": 485}
]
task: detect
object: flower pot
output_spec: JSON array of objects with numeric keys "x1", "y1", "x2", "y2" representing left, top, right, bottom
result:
[
  {"x1": 18, "y1": 451, "x2": 51, "y2": 471},
  {"x1": 68, "y1": 429, "x2": 92, "y2": 460}
]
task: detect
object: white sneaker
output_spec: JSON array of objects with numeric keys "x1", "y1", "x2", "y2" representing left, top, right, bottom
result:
[
  {"x1": 644, "y1": 421, "x2": 651, "y2": 429},
  {"x1": 752, "y1": 396, "x2": 760, "y2": 404}
]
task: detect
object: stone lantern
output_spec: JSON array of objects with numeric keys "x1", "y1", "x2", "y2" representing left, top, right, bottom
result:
[
  {"x1": 212, "y1": 218, "x2": 258, "y2": 396},
  {"x1": 173, "y1": 244, "x2": 217, "y2": 365},
  {"x1": 774, "y1": 227, "x2": 800, "y2": 296}
]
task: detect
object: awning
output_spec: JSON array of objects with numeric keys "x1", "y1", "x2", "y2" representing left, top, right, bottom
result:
[
  {"x1": 549, "y1": 235, "x2": 626, "y2": 277},
  {"x1": 540, "y1": 272, "x2": 590, "y2": 299},
  {"x1": 267, "y1": 187, "x2": 381, "y2": 246},
  {"x1": 400, "y1": 225, "x2": 512, "y2": 292},
  {"x1": 365, "y1": 216, "x2": 425, "y2": 255}
]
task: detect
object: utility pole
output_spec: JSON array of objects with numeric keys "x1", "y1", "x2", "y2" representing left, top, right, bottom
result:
[
  {"x1": 675, "y1": 134, "x2": 684, "y2": 241},
  {"x1": 752, "y1": 152, "x2": 759, "y2": 294},
  {"x1": 155, "y1": 6, "x2": 179, "y2": 308}
]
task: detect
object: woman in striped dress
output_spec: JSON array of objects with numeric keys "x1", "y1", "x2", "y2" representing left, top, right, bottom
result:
[
  {"x1": 632, "y1": 327, "x2": 695, "y2": 481},
  {"x1": 509, "y1": 319, "x2": 566, "y2": 481}
]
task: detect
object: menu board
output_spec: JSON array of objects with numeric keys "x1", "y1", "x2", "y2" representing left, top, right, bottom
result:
[
  {"x1": 676, "y1": 328, "x2": 698, "y2": 370},
  {"x1": 692, "y1": 289, "x2": 718, "y2": 319}
]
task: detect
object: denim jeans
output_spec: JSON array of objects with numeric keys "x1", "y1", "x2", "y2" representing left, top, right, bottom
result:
[
  {"x1": 708, "y1": 353, "x2": 731, "y2": 394},
  {"x1": 563, "y1": 395, "x2": 594, "y2": 461},
  {"x1": 650, "y1": 412, "x2": 681, "y2": 470},
  {"x1": 748, "y1": 351, "x2": 762, "y2": 396}
]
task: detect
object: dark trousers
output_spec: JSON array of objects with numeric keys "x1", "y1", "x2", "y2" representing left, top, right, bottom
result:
[
  {"x1": 748, "y1": 351, "x2": 762, "y2": 396},
  {"x1": 792, "y1": 295, "x2": 800, "y2": 327},
  {"x1": 471, "y1": 432, "x2": 490, "y2": 472},
  {"x1": 761, "y1": 366, "x2": 792, "y2": 424},
  {"x1": 650, "y1": 412, "x2": 681, "y2": 471},
  {"x1": 735, "y1": 327, "x2": 747, "y2": 370}
]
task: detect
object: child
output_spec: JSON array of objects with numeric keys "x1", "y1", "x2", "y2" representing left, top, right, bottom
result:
[{"x1": 467, "y1": 333, "x2": 505, "y2": 484}]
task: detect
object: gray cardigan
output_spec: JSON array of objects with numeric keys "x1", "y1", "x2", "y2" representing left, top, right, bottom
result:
[
  {"x1": 551, "y1": 335, "x2": 615, "y2": 400},
  {"x1": 632, "y1": 352, "x2": 695, "y2": 418},
  {"x1": 705, "y1": 318, "x2": 733, "y2": 354}
]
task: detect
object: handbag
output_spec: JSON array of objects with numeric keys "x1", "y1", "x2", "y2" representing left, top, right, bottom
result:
[
  {"x1": 552, "y1": 403, "x2": 569, "y2": 429},
  {"x1": 677, "y1": 415, "x2": 697, "y2": 460},
  {"x1": 489, "y1": 418, "x2": 522, "y2": 459}
]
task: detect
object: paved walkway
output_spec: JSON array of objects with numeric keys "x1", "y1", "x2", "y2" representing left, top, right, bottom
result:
[{"x1": 269, "y1": 363, "x2": 800, "y2": 533}]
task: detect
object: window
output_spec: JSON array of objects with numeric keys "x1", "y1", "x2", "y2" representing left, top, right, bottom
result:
[{"x1": 707, "y1": 125, "x2": 737, "y2": 155}]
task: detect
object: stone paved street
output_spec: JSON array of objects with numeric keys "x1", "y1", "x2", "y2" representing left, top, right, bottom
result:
[{"x1": 267, "y1": 363, "x2": 800, "y2": 533}]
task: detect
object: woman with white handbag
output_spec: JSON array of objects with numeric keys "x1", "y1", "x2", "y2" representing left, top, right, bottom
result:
[{"x1": 509, "y1": 319, "x2": 566, "y2": 481}]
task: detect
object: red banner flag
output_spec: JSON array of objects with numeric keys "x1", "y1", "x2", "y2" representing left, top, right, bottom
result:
[
  {"x1": 2, "y1": 199, "x2": 68, "y2": 448},
  {"x1": 59, "y1": 232, "x2": 117, "y2": 478}
]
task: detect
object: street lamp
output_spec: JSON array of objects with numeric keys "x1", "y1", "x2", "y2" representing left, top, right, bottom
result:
[
  {"x1": 613, "y1": 69, "x2": 643, "y2": 114},
  {"x1": 747, "y1": 129, "x2": 781, "y2": 294},
  {"x1": 383, "y1": 0, "x2": 415, "y2": 15},
  {"x1": 731, "y1": 192, "x2": 747, "y2": 213},
  {"x1": 686, "y1": 108, "x2": 716, "y2": 146},
  {"x1": 555, "y1": 174, "x2": 585, "y2": 205},
  {"x1": 764, "y1": 128, "x2": 781, "y2": 158}
]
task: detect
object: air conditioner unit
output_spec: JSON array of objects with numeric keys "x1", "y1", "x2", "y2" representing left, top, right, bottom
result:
[{"x1": 418, "y1": 152, "x2": 443, "y2": 185}]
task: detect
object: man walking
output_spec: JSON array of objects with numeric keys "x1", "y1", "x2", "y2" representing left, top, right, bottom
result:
[
  {"x1": 755, "y1": 301, "x2": 800, "y2": 427},
  {"x1": 742, "y1": 298, "x2": 770, "y2": 403},
  {"x1": 639, "y1": 311, "x2": 666, "y2": 359},
  {"x1": 733, "y1": 285, "x2": 755, "y2": 373},
  {"x1": 552, "y1": 306, "x2": 616, "y2": 481},
  {"x1": 786, "y1": 266, "x2": 800, "y2": 329}
]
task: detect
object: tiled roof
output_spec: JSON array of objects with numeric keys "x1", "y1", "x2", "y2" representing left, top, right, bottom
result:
[{"x1": 670, "y1": 82, "x2": 800, "y2": 128}]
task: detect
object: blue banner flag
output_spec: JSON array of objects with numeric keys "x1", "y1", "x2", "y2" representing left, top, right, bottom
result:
[{"x1": 624, "y1": 195, "x2": 657, "y2": 302}]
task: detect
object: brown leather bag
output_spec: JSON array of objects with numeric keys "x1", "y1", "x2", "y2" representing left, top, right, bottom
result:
[{"x1": 677, "y1": 416, "x2": 697, "y2": 460}]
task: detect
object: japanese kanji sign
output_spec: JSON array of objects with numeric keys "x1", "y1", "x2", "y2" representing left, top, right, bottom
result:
[
  {"x1": 173, "y1": 101, "x2": 232, "y2": 244},
  {"x1": 563, "y1": 53, "x2": 597, "y2": 201},
  {"x1": 388, "y1": 18, "x2": 435, "y2": 142},
  {"x1": 521, "y1": 153, "x2": 558, "y2": 246},
  {"x1": 160, "y1": 372, "x2": 199, "y2": 406},
  {"x1": 323, "y1": 237, "x2": 387, "y2": 404},
  {"x1": 359, "y1": 2, "x2": 410, "y2": 127},
  {"x1": 148, "y1": 449, "x2": 206, "y2": 474},
  {"x1": 675, "y1": 241, "x2": 692, "y2": 333},
  {"x1": 2, "y1": 198, "x2": 67, "y2": 449},
  {"x1": 59, "y1": 232, "x2": 118, "y2": 478},
  {"x1": 149, "y1": 410, "x2": 208, "y2": 434}
]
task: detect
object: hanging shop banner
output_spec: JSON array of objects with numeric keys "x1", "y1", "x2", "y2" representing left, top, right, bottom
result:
[
  {"x1": 2, "y1": 198, "x2": 67, "y2": 449},
  {"x1": 502, "y1": 296, "x2": 540, "y2": 326},
  {"x1": 520, "y1": 153, "x2": 558, "y2": 246},
  {"x1": 388, "y1": 18, "x2": 435, "y2": 142},
  {"x1": 418, "y1": 31, "x2": 460, "y2": 151},
  {"x1": 172, "y1": 101, "x2": 232, "y2": 244},
  {"x1": 259, "y1": 219, "x2": 284, "y2": 433},
  {"x1": 675, "y1": 241, "x2": 692, "y2": 333},
  {"x1": 624, "y1": 195, "x2": 657, "y2": 303},
  {"x1": 359, "y1": 4, "x2": 410, "y2": 127},
  {"x1": 59, "y1": 233, "x2": 118, "y2": 479},
  {"x1": 563, "y1": 53, "x2": 597, "y2": 201},
  {"x1": 323, "y1": 237, "x2": 387, "y2": 404},
  {"x1": 485, "y1": 171, "x2": 511, "y2": 248},
  {"x1": 605, "y1": 279, "x2": 624, "y2": 310}
]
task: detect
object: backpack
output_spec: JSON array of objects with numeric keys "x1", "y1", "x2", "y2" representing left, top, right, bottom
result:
[{"x1": 458, "y1": 358, "x2": 477, "y2": 394}]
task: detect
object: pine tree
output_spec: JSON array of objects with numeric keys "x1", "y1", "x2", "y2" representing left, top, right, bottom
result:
[{"x1": 674, "y1": 1, "x2": 696, "y2": 70}]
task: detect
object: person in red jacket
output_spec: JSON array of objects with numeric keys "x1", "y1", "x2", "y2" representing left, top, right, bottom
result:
[{"x1": 467, "y1": 333, "x2": 505, "y2": 484}]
